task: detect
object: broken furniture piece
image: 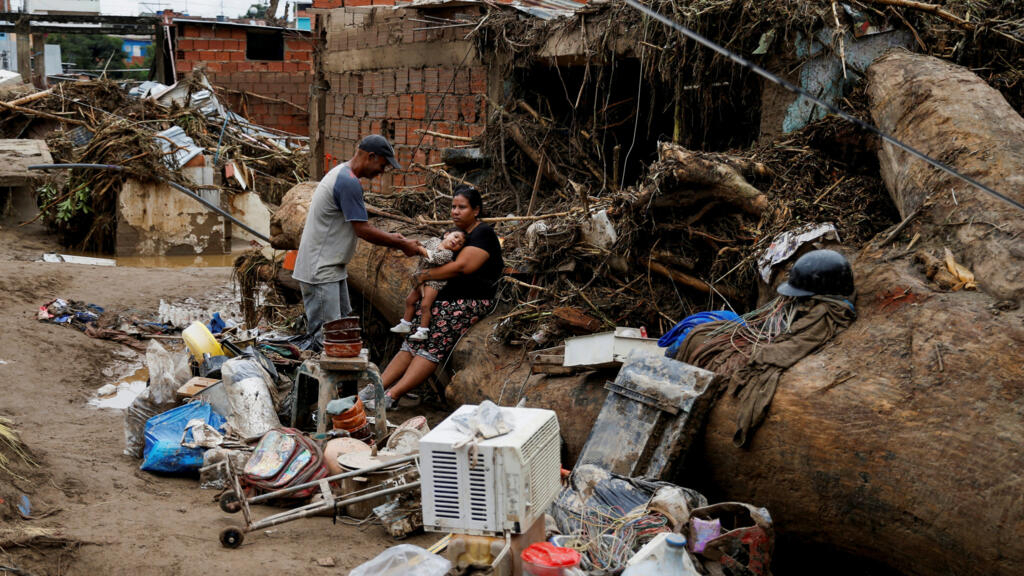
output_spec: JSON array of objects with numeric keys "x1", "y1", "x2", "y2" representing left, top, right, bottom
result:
[
  {"x1": 218, "y1": 452, "x2": 420, "y2": 548},
  {"x1": 563, "y1": 327, "x2": 662, "y2": 368},
  {"x1": 291, "y1": 349, "x2": 387, "y2": 441}
]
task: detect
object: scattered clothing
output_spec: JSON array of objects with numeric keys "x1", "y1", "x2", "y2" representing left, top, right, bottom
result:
[
  {"x1": 38, "y1": 298, "x2": 172, "y2": 351},
  {"x1": 38, "y1": 298, "x2": 103, "y2": 328},
  {"x1": 207, "y1": 312, "x2": 227, "y2": 334}
]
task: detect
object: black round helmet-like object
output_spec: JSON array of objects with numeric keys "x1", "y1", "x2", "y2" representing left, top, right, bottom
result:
[{"x1": 777, "y1": 249, "x2": 855, "y2": 297}]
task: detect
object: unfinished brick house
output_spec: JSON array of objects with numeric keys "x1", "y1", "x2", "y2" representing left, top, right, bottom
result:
[
  {"x1": 308, "y1": 0, "x2": 590, "y2": 193},
  {"x1": 171, "y1": 17, "x2": 314, "y2": 135}
]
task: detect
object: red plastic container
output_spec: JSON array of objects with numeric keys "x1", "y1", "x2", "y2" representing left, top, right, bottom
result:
[
  {"x1": 283, "y1": 250, "x2": 298, "y2": 271},
  {"x1": 521, "y1": 543, "x2": 581, "y2": 576}
]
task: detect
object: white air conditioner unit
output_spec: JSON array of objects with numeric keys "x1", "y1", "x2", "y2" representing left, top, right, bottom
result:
[{"x1": 419, "y1": 405, "x2": 561, "y2": 535}]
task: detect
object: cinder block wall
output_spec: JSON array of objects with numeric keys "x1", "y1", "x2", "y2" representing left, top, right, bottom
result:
[
  {"x1": 319, "y1": 2, "x2": 490, "y2": 192},
  {"x1": 174, "y1": 22, "x2": 313, "y2": 136}
]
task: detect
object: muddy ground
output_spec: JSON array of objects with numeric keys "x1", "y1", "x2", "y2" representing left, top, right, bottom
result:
[{"x1": 0, "y1": 213, "x2": 438, "y2": 575}]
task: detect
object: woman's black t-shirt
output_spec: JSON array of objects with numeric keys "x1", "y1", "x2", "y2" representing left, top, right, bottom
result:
[{"x1": 438, "y1": 222, "x2": 503, "y2": 300}]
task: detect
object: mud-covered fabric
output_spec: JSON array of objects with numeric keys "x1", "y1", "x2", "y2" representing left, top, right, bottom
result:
[
  {"x1": 401, "y1": 298, "x2": 493, "y2": 363},
  {"x1": 676, "y1": 297, "x2": 856, "y2": 446}
]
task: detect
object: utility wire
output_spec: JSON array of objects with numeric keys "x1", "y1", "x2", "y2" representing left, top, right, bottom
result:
[{"x1": 622, "y1": 0, "x2": 1024, "y2": 213}]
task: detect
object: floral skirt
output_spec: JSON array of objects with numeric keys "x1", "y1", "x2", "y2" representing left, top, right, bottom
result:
[{"x1": 401, "y1": 298, "x2": 493, "y2": 364}]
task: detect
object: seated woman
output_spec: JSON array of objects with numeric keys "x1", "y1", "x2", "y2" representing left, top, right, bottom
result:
[{"x1": 366, "y1": 184, "x2": 503, "y2": 409}]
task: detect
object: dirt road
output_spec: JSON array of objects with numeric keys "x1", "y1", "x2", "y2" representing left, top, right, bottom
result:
[{"x1": 0, "y1": 219, "x2": 435, "y2": 575}]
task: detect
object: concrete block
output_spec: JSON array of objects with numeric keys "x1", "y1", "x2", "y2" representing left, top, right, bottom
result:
[{"x1": 117, "y1": 178, "x2": 227, "y2": 257}]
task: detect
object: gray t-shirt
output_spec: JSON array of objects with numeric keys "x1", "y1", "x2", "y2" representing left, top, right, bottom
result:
[{"x1": 292, "y1": 163, "x2": 368, "y2": 284}]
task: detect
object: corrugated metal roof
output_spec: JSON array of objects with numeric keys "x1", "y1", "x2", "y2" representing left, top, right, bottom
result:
[
  {"x1": 512, "y1": 0, "x2": 589, "y2": 20},
  {"x1": 156, "y1": 126, "x2": 204, "y2": 169},
  {"x1": 401, "y1": 0, "x2": 588, "y2": 21}
]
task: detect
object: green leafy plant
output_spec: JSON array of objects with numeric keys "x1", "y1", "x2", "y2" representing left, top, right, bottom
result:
[
  {"x1": 55, "y1": 187, "x2": 92, "y2": 223},
  {"x1": 36, "y1": 182, "x2": 92, "y2": 225}
]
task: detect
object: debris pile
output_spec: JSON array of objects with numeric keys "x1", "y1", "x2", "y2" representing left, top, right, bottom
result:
[
  {"x1": 1, "y1": 73, "x2": 308, "y2": 252},
  {"x1": 362, "y1": 108, "x2": 896, "y2": 346}
]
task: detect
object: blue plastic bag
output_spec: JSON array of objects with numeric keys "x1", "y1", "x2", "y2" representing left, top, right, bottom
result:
[
  {"x1": 208, "y1": 312, "x2": 226, "y2": 334},
  {"x1": 141, "y1": 402, "x2": 226, "y2": 473}
]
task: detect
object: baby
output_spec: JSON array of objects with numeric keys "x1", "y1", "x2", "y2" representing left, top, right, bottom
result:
[{"x1": 391, "y1": 229, "x2": 466, "y2": 340}]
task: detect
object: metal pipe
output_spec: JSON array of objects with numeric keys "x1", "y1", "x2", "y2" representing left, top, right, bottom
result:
[
  {"x1": 247, "y1": 481, "x2": 422, "y2": 532},
  {"x1": 245, "y1": 453, "x2": 418, "y2": 504},
  {"x1": 490, "y1": 532, "x2": 512, "y2": 570},
  {"x1": 28, "y1": 163, "x2": 273, "y2": 244}
]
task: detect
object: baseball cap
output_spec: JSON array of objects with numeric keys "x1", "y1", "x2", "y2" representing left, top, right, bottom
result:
[{"x1": 358, "y1": 134, "x2": 402, "y2": 170}]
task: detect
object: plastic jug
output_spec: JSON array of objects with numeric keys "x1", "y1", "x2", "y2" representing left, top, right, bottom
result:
[
  {"x1": 182, "y1": 320, "x2": 224, "y2": 361},
  {"x1": 622, "y1": 534, "x2": 699, "y2": 575}
]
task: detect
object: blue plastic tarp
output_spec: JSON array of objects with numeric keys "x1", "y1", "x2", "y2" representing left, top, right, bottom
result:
[{"x1": 141, "y1": 402, "x2": 226, "y2": 473}]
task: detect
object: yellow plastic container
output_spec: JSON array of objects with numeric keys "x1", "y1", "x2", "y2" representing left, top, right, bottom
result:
[{"x1": 182, "y1": 321, "x2": 224, "y2": 361}]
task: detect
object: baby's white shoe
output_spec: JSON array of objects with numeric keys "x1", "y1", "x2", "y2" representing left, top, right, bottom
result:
[
  {"x1": 408, "y1": 327, "x2": 429, "y2": 341},
  {"x1": 390, "y1": 319, "x2": 414, "y2": 334}
]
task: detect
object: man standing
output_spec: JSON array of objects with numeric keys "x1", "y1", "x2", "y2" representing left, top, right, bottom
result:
[{"x1": 293, "y1": 134, "x2": 419, "y2": 349}]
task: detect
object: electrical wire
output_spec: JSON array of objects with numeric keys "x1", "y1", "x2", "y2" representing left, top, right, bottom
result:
[
  {"x1": 554, "y1": 501, "x2": 670, "y2": 571},
  {"x1": 623, "y1": 0, "x2": 1024, "y2": 213},
  {"x1": 620, "y1": 16, "x2": 650, "y2": 190}
]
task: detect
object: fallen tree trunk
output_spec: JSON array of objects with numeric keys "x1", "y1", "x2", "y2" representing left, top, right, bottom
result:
[
  {"x1": 267, "y1": 181, "x2": 420, "y2": 320},
  {"x1": 691, "y1": 250, "x2": 1024, "y2": 576},
  {"x1": 268, "y1": 181, "x2": 316, "y2": 250},
  {"x1": 867, "y1": 50, "x2": 1024, "y2": 301},
  {"x1": 439, "y1": 238, "x2": 1024, "y2": 576},
  {"x1": 632, "y1": 143, "x2": 769, "y2": 216}
]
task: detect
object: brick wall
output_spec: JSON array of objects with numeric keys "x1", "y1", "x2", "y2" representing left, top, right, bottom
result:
[
  {"x1": 174, "y1": 22, "x2": 313, "y2": 136},
  {"x1": 320, "y1": 4, "x2": 490, "y2": 192}
]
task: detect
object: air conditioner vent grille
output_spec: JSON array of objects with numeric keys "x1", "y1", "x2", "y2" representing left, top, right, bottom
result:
[
  {"x1": 521, "y1": 417, "x2": 558, "y2": 462},
  {"x1": 469, "y1": 461, "x2": 489, "y2": 521},
  {"x1": 429, "y1": 450, "x2": 460, "y2": 519}
]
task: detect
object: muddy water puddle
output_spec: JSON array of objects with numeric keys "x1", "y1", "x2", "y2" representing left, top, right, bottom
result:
[
  {"x1": 45, "y1": 240, "x2": 257, "y2": 268},
  {"x1": 91, "y1": 365, "x2": 150, "y2": 410},
  {"x1": 114, "y1": 252, "x2": 243, "y2": 268},
  {"x1": 44, "y1": 251, "x2": 245, "y2": 268}
]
